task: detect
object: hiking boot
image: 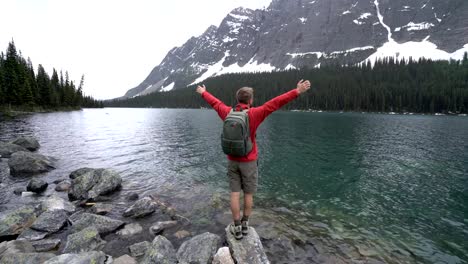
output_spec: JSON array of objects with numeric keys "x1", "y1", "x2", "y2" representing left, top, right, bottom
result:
[
  {"x1": 241, "y1": 220, "x2": 249, "y2": 236},
  {"x1": 229, "y1": 223, "x2": 243, "y2": 240}
]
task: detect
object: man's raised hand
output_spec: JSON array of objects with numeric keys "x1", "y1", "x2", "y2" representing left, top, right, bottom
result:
[
  {"x1": 196, "y1": 84, "x2": 206, "y2": 95},
  {"x1": 296, "y1": 80, "x2": 311, "y2": 94}
]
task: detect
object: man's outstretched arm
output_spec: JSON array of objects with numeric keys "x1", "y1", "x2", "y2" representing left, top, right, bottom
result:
[
  {"x1": 253, "y1": 80, "x2": 311, "y2": 123},
  {"x1": 196, "y1": 84, "x2": 231, "y2": 120}
]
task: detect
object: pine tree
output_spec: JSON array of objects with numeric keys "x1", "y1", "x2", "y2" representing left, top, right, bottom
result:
[
  {"x1": 36, "y1": 64, "x2": 51, "y2": 106},
  {"x1": 3, "y1": 41, "x2": 21, "y2": 105}
]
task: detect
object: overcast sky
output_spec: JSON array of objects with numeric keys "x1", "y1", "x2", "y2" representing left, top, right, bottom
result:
[{"x1": 0, "y1": 0, "x2": 272, "y2": 99}]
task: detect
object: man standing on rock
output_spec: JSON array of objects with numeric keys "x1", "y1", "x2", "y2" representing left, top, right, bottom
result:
[{"x1": 196, "y1": 80, "x2": 311, "y2": 239}]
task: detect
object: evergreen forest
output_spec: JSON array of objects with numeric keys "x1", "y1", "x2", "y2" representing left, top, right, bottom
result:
[
  {"x1": 107, "y1": 53, "x2": 468, "y2": 114},
  {"x1": 0, "y1": 41, "x2": 102, "y2": 111}
]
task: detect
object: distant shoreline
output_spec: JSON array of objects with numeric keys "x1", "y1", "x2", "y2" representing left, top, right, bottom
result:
[{"x1": 96, "y1": 107, "x2": 468, "y2": 117}]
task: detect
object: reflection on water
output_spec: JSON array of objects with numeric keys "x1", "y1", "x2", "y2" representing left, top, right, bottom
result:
[{"x1": 1, "y1": 108, "x2": 467, "y2": 263}]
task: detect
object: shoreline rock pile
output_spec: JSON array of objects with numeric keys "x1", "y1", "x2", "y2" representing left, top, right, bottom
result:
[{"x1": 0, "y1": 136, "x2": 271, "y2": 264}]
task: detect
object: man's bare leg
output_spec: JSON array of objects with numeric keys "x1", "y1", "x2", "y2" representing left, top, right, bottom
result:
[
  {"x1": 243, "y1": 192, "x2": 253, "y2": 219},
  {"x1": 230, "y1": 192, "x2": 241, "y2": 222}
]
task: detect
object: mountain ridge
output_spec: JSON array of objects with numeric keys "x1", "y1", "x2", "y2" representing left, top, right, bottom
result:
[{"x1": 121, "y1": 0, "x2": 468, "y2": 99}]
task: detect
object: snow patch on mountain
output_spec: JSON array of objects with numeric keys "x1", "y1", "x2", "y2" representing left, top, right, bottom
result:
[
  {"x1": 160, "y1": 82, "x2": 175, "y2": 92},
  {"x1": 359, "y1": 13, "x2": 372, "y2": 19},
  {"x1": 223, "y1": 36, "x2": 237, "y2": 43},
  {"x1": 190, "y1": 52, "x2": 276, "y2": 85},
  {"x1": 331, "y1": 46, "x2": 374, "y2": 55},
  {"x1": 364, "y1": 41, "x2": 468, "y2": 65},
  {"x1": 287, "y1": 52, "x2": 323, "y2": 58},
  {"x1": 229, "y1": 13, "x2": 251, "y2": 21},
  {"x1": 404, "y1": 22, "x2": 435, "y2": 31}
]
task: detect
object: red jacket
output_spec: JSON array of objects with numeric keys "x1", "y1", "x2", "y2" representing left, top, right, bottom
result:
[{"x1": 201, "y1": 88, "x2": 299, "y2": 162}]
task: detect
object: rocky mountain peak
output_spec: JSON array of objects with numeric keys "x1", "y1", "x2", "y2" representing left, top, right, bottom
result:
[{"x1": 121, "y1": 0, "x2": 468, "y2": 99}]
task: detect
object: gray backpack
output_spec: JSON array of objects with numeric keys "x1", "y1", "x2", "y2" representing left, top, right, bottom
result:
[{"x1": 221, "y1": 109, "x2": 253, "y2": 156}]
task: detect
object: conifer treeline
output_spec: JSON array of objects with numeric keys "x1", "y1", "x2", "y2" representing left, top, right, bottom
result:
[
  {"x1": 107, "y1": 53, "x2": 468, "y2": 114},
  {"x1": 0, "y1": 41, "x2": 102, "y2": 110}
]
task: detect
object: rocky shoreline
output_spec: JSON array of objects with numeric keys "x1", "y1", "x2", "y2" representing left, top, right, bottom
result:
[
  {"x1": 0, "y1": 136, "x2": 390, "y2": 264},
  {"x1": 0, "y1": 136, "x2": 273, "y2": 264}
]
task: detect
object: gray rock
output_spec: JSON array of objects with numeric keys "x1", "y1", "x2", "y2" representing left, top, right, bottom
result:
[
  {"x1": 0, "y1": 142, "x2": 28, "y2": 158},
  {"x1": 0, "y1": 252, "x2": 56, "y2": 264},
  {"x1": 55, "y1": 180, "x2": 71, "y2": 192},
  {"x1": 0, "y1": 240, "x2": 35, "y2": 255},
  {"x1": 149, "y1": 221, "x2": 178, "y2": 236},
  {"x1": 212, "y1": 247, "x2": 235, "y2": 264},
  {"x1": 31, "y1": 239, "x2": 61, "y2": 252},
  {"x1": 114, "y1": 254, "x2": 137, "y2": 264},
  {"x1": 225, "y1": 226, "x2": 270, "y2": 264},
  {"x1": 17, "y1": 228, "x2": 48, "y2": 241},
  {"x1": 11, "y1": 137, "x2": 40, "y2": 151},
  {"x1": 27, "y1": 178, "x2": 48, "y2": 193},
  {"x1": 41, "y1": 195, "x2": 76, "y2": 213},
  {"x1": 69, "y1": 167, "x2": 95, "y2": 179},
  {"x1": 0, "y1": 206, "x2": 36, "y2": 240},
  {"x1": 141, "y1": 236, "x2": 177, "y2": 264},
  {"x1": 176, "y1": 232, "x2": 221, "y2": 264},
  {"x1": 116, "y1": 223, "x2": 143, "y2": 237},
  {"x1": 8, "y1": 151, "x2": 55, "y2": 176},
  {"x1": 91, "y1": 203, "x2": 113, "y2": 215},
  {"x1": 13, "y1": 187, "x2": 25, "y2": 195},
  {"x1": 43, "y1": 251, "x2": 108, "y2": 264},
  {"x1": 129, "y1": 241, "x2": 151, "y2": 258},
  {"x1": 31, "y1": 210, "x2": 68, "y2": 233},
  {"x1": 123, "y1": 197, "x2": 158, "y2": 218},
  {"x1": 127, "y1": 192, "x2": 139, "y2": 201},
  {"x1": 68, "y1": 168, "x2": 122, "y2": 201},
  {"x1": 70, "y1": 213, "x2": 125, "y2": 234},
  {"x1": 63, "y1": 227, "x2": 106, "y2": 253}
]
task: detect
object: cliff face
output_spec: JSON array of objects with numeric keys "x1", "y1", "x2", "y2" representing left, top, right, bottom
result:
[{"x1": 122, "y1": 0, "x2": 468, "y2": 98}]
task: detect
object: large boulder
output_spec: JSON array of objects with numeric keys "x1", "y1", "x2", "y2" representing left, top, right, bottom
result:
[
  {"x1": 27, "y1": 178, "x2": 48, "y2": 193},
  {"x1": 69, "y1": 213, "x2": 125, "y2": 234},
  {"x1": 11, "y1": 137, "x2": 40, "y2": 151},
  {"x1": 212, "y1": 247, "x2": 235, "y2": 264},
  {"x1": 0, "y1": 206, "x2": 36, "y2": 240},
  {"x1": 31, "y1": 210, "x2": 68, "y2": 233},
  {"x1": 41, "y1": 195, "x2": 76, "y2": 214},
  {"x1": 63, "y1": 227, "x2": 106, "y2": 253},
  {"x1": 68, "y1": 168, "x2": 122, "y2": 201},
  {"x1": 8, "y1": 151, "x2": 55, "y2": 176},
  {"x1": 176, "y1": 232, "x2": 221, "y2": 264},
  {"x1": 0, "y1": 142, "x2": 28, "y2": 158},
  {"x1": 43, "y1": 251, "x2": 108, "y2": 264},
  {"x1": 123, "y1": 197, "x2": 158, "y2": 218},
  {"x1": 225, "y1": 226, "x2": 270, "y2": 264},
  {"x1": 141, "y1": 235, "x2": 177, "y2": 264},
  {"x1": 0, "y1": 253, "x2": 56, "y2": 264}
]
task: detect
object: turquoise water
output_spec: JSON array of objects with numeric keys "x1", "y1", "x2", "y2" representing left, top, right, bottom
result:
[{"x1": 1, "y1": 109, "x2": 467, "y2": 263}]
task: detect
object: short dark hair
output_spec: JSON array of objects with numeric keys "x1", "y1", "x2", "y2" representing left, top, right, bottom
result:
[{"x1": 236, "y1": 87, "x2": 253, "y2": 104}]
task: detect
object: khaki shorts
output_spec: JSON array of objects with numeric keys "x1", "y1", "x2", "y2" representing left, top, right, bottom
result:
[{"x1": 227, "y1": 160, "x2": 258, "y2": 193}]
